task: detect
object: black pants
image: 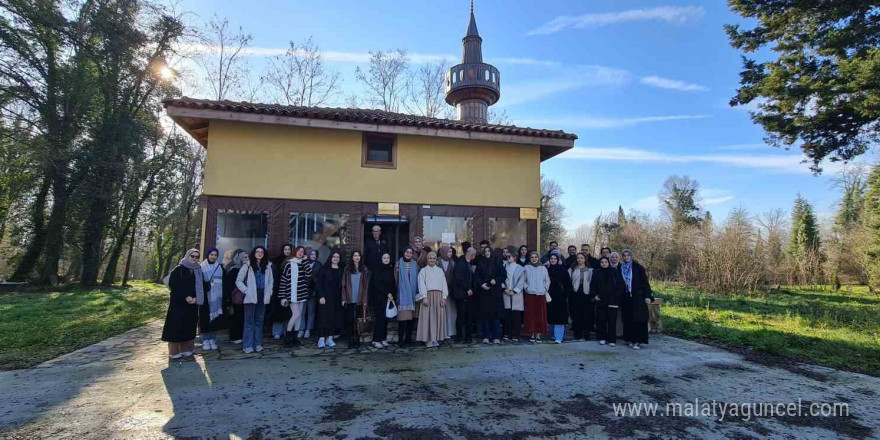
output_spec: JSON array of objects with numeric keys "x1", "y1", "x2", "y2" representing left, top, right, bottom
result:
[
  {"x1": 397, "y1": 320, "x2": 414, "y2": 344},
  {"x1": 570, "y1": 295, "x2": 594, "y2": 340},
  {"x1": 503, "y1": 309, "x2": 522, "y2": 340},
  {"x1": 627, "y1": 320, "x2": 649, "y2": 344},
  {"x1": 454, "y1": 297, "x2": 476, "y2": 341},
  {"x1": 343, "y1": 303, "x2": 361, "y2": 347},
  {"x1": 229, "y1": 304, "x2": 245, "y2": 341},
  {"x1": 372, "y1": 301, "x2": 388, "y2": 343},
  {"x1": 596, "y1": 306, "x2": 618, "y2": 343}
]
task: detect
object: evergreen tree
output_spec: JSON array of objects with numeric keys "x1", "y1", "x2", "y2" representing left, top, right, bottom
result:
[
  {"x1": 862, "y1": 163, "x2": 880, "y2": 291},
  {"x1": 789, "y1": 195, "x2": 821, "y2": 283}
]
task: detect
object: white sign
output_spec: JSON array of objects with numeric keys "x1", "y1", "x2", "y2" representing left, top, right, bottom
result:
[{"x1": 441, "y1": 232, "x2": 456, "y2": 244}]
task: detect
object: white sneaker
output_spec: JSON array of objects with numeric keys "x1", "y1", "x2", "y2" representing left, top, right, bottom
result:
[
  {"x1": 297, "y1": 330, "x2": 305, "y2": 338},
  {"x1": 255, "y1": 345, "x2": 263, "y2": 352},
  {"x1": 327, "y1": 337, "x2": 336, "y2": 348},
  {"x1": 599, "y1": 340, "x2": 606, "y2": 345},
  {"x1": 170, "y1": 354, "x2": 182, "y2": 359},
  {"x1": 555, "y1": 340, "x2": 562, "y2": 344},
  {"x1": 381, "y1": 341, "x2": 389, "y2": 347},
  {"x1": 182, "y1": 351, "x2": 193, "y2": 357},
  {"x1": 202, "y1": 341, "x2": 211, "y2": 351},
  {"x1": 317, "y1": 338, "x2": 326, "y2": 349},
  {"x1": 231, "y1": 339, "x2": 242, "y2": 344},
  {"x1": 372, "y1": 342, "x2": 383, "y2": 349},
  {"x1": 243, "y1": 347, "x2": 254, "y2": 354},
  {"x1": 633, "y1": 344, "x2": 641, "y2": 350},
  {"x1": 609, "y1": 343, "x2": 616, "y2": 347},
  {"x1": 273, "y1": 335, "x2": 281, "y2": 340},
  {"x1": 304, "y1": 330, "x2": 310, "y2": 338}
]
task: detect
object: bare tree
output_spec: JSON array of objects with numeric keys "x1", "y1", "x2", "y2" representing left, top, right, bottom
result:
[
  {"x1": 355, "y1": 50, "x2": 410, "y2": 112},
  {"x1": 488, "y1": 108, "x2": 511, "y2": 125},
  {"x1": 540, "y1": 175, "x2": 566, "y2": 249},
  {"x1": 196, "y1": 15, "x2": 253, "y2": 101},
  {"x1": 403, "y1": 60, "x2": 450, "y2": 118},
  {"x1": 263, "y1": 37, "x2": 341, "y2": 107}
]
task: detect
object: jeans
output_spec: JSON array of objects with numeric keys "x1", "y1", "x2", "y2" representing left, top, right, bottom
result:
[
  {"x1": 480, "y1": 319, "x2": 501, "y2": 340},
  {"x1": 243, "y1": 304, "x2": 266, "y2": 349},
  {"x1": 298, "y1": 297, "x2": 317, "y2": 331},
  {"x1": 202, "y1": 332, "x2": 217, "y2": 342},
  {"x1": 272, "y1": 321, "x2": 287, "y2": 338},
  {"x1": 552, "y1": 324, "x2": 565, "y2": 342}
]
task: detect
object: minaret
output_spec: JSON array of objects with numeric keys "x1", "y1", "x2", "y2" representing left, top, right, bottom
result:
[{"x1": 445, "y1": 1, "x2": 500, "y2": 123}]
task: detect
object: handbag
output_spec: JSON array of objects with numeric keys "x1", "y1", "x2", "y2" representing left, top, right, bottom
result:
[
  {"x1": 545, "y1": 292, "x2": 553, "y2": 303},
  {"x1": 356, "y1": 304, "x2": 373, "y2": 336},
  {"x1": 385, "y1": 298, "x2": 398, "y2": 319},
  {"x1": 232, "y1": 268, "x2": 248, "y2": 305}
]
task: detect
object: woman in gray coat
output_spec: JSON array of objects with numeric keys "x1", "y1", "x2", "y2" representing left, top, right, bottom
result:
[{"x1": 502, "y1": 253, "x2": 525, "y2": 341}]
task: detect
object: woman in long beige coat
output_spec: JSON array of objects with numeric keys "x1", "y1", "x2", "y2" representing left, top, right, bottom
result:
[{"x1": 416, "y1": 252, "x2": 448, "y2": 347}]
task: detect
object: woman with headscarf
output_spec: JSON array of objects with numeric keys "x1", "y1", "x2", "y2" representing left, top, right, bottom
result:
[
  {"x1": 474, "y1": 246, "x2": 504, "y2": 345},
  {"x1": 523, "y1": 251, "x2": 550, "y2": 343},
  {"x1": 315, "y1": 251, "x2": 344, "y2": 349},
  {"x1": 369, "y1": 252, "x2": 396, "y2": 348},
  {"x1": 224, "y1": 249, "x2": 247, "y2": 344},
  {"x1": 437, "y1": 246, "x2": 457, "y2": 341},
  {"x1": 237, "y1": 246, "x2": 274, "y2": 353},
  {"x1": 609, "y1": 252, "x2": 620, "y2": 269},
  {"x1": 162, "y1": 249, "x2": 203, "y2": 359},
  {"x1": 416, "y1": 251, "x2": 448, "y2": 347},
  {"x1": 546, "y1": 253, "x2": 571, "y2": 344},
  {"x1": 503, "y1": 252, "x2": 525, "y2": 341},
  {"x1": 279, "y1": 246, "x2": 312, "y2": 347},
  {"x1": 270, "y1": 244, "x2": 293, "y2": 340},
  {"x1": 590, "y1": 257, "x2": 624, "y2": 346},
  {"x1": 297, "y1": 249, "x2": 321, "y2": 340},
  {"x1": 516, "y1": 245, "x2": 530, "y2": 267},
  {"x1": 198, "y1": 248, "x2": 226, "y2": 351},
  {"x1": 395, "y1": 246, "x2": 419, "y2": 347},
  {"x1": 568, "y1": 253, "x2": 594, "y2": 341},
  {"x1": 341, "y1": 251, "x2": 370, "y2": 348},
  {"x1": 620, "y1": 249, "x2": 654, "y2": 349}
]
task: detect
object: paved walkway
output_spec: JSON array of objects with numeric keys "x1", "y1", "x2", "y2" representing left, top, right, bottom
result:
[{"x1": 1, "y1": 322, "x2": 878, "y2": 439}]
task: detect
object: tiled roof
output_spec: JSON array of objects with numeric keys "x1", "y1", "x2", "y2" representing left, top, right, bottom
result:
[{"x1": 163, "y1": 97, "x2": 577, "y2": 141}]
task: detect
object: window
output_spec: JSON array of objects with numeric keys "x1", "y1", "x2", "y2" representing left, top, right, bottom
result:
[
  {"x1": 362, "y1": 133, "x2": 396, "y2": 169},
  {"x1": 487, "y1": 217, "x2": 528, "y2": 250},
  {"x1": 216, "y1": 211, "x2": 268, "y2": 259},
  {"x1": 485, "y1": 69, "x2": 490, "y2": 81},
  {"x1": 422, "y1": 216, "x2": 474, "y2": 256},
  {"x1": 290, "y1": 212, "x2": 349, "y2": 265}
]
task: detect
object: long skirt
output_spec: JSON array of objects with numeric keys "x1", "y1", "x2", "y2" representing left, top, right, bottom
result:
[
  {"x1": 445, "y1": 297, "x2": 457, "y2": 338},
  {"x1": 416, "y1": 290, "x2": 447, "y2": 342},
  {"x1": 523, "y1": 294, "x2": 548, "y2": 335}
]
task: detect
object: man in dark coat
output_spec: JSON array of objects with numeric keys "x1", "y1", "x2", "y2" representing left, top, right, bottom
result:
[
  {"x1": 363, "y1": 225, "x2": 388, "y2": 271},
  {"x1": 541, "y1": 241, "x2": 560, "y2": 264},
  {"x1": 564, "y1": 245, "x2": 579, "y2": 268},
  {"x1": 452, "y1": 247, "x2": 477, "y2": 343},
  {"x1": 581, "y1": 243, "x2": 601, "y2": 269}
]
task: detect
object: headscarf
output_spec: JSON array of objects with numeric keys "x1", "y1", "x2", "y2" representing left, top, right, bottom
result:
[
  {"x1": 529, "y1": 251, "x2": 541, "y2": 267},
  {"x1": 620, "y1": 249, "x2": 633, "y2": 293},
  {"x1": 609, "y1": 252, "x2": 620, "y2": 269},
  {"x1": 438, "y1": 246, "x2": 452, "y2": 271},
  {"x1": 397, "y1": 247, "x2": 419, "y2": 311},
  {"x1": 178, "y1": 248, "x2": 205, "y2": 305},
  {"x1": 226, "y1": 249, "x2": 247, "y2": 270},
  {"x1": 200, "y1": 249, "x2": 224, "y2": 321}
]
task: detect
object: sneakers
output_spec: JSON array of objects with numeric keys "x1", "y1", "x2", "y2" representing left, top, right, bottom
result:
[
  {"x1": 304, "y1": 330, "x2": 311, "y2": 339},
  {"x1": 372, "y1": 342, "x2": 384, "y2": 349},
  {"x1": 181, "y1": 351, "x2": 193, "y2": 357},
  {"x1": 202, "y1": 341, "x2": 212, "y2": 351},
  {"x1": 243, "y1": 347, "x2": 254, "y2": 354},
  {"x1": 632, "y1": 344, "x2": 641, "y2": 350},
  {"x1": 492, "y1": 339, "x2": 501, "y2": 345},
  {"x1": 317, "y1": 338, "x2": 326, "y2": 349},
  {"x1": 427, "y1": 341, "x2": 440, "y2": 348},
  {"x1": 609, "y1": 343, "x2": 616, "y2": 347},
  {"x1": 599, "y1": 340, "x2": 606, "y2": 345},
  {"x1": 381, "y1": 341, "x2": 390, "y2": 348},
  {"x1": 535, "y1": 336, "x2": 543, "y2": 344},
  {"x1": 169, "y1": 353, "x2": 182, "y2": 359},
  {"x1": 273, "y1": 335, "x2": 281, "y2": 340},
  {"x1": 297, "y1": 330, "x2": 305, "y2": 339},
  {"x1": 255, "y1": 345, "x2": 263, "y2": 352},
  {"x1": 231, "y1": 339, "x2": 242, "y2": 344},
  {"x1": 482, "y1": 339, "x2": 490, "y2": 345},
  {"x1": 555, "y1": 340, "x2": 562, "y2": 344},
  {"x1": 327, "y1": 337, "x2": 336, "y2": 348}
]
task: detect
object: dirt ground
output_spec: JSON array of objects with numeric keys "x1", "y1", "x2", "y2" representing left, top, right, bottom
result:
[{"x1": 1, "y1": 321, "x2": 878, "y2": 439}]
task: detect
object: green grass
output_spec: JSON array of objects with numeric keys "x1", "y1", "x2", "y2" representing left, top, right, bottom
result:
[
  {"x1": 0, "y1": 281, "x2": 168, "y2": 370},
  {"x1": 656, "y1": 283, "x2": 880, "y2": 376}
]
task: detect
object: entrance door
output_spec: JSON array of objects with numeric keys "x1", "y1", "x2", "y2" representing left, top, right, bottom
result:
[{"x1": 364, "y1": 222, "x2": 409, "y2": 262}]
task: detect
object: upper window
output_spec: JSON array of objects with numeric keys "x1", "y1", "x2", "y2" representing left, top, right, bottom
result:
[{"x1": 362, "y1": 133, "x2": 397, "y2": 169}]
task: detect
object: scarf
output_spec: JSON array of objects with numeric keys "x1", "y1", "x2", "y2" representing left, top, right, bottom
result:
[
  {"x1": 200, "y1": 258, "x2": 224, "y2": 321},
  {"x1": 179, "y1": 249, "x2": 205, "y2": 305},
  {"x1": 397, "y1": 256, "x2": 419, "y2": 311},
  {"x1": 621, "y1": 251, "x2": 633, "y2": 293},
  {"x1": 570, "y1": 266, "x2": 592, "y2": 293}
]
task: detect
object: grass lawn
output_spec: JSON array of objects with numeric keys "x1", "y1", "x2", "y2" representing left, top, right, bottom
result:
[
  {"x1": 0, "y1": 281, "x2": 168, "y2": 370},
  {"x1": 656, "y1": 283, "x2": 880, "y2": 376}
]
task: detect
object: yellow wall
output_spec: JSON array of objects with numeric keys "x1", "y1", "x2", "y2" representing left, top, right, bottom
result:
[{"x1": 203, "y1": 120, "x2": 541, "y2": 208}]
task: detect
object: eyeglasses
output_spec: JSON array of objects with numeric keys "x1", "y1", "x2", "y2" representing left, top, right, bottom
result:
[{"x1": 189, "y1": 255, "x2": 199, "y2": 259}]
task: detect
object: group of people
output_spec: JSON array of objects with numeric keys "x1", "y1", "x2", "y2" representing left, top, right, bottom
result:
[{"x1": 161, "y1": 226, "x2": 655, "y2": 359}]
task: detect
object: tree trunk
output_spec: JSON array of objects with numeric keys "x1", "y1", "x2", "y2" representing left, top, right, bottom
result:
[
  {"x1": 121, "y1": 220, "x2": 137, "y2": 287},
  {"x1": 11, "y1": 172, "x2": 51, "y2": 281},
  {"x1": 39, "y1": 184, "x2": 72, "y2": 285},
  {"x1": 80, "y1": 194, "x2": 111, "y2": 286}
]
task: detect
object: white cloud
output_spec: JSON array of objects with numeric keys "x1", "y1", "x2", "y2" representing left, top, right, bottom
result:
[
  {"x1": 527, "y1": 6, "x2": 706, "y2": 35},
  {"x1": 500, "y1": 65, "x2": 629, "y2": 107},
  {"x1": 520, "y1": 114, "x2": 710, "y2": 129},
  {"x1": 632, "y1": 195, "x2": 661, "y2": 212},
  {"x1": 702, "y1": 196, "x2": 734, "y2": 206},
  {"x1": 711, "y1": 143, "x2": 768, "y2": 151},
  {"x1": 640, "y1": 75, "x2": 708, "y2": 92},
  {"x1": 559, "y1": 146, "x2": 827, "y2": 174}
]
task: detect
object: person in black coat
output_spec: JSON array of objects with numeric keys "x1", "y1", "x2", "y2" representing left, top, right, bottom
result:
[
  {"x1": 162, "y1": 249, "x2": 203, "y2": 359},
  {"x1": 363, "y1": 225, "x2": 389, "y2": 271},
  {"x1": 474, "y1": 246, "x2": 505, "y2": 344},
  {"x1": 451, "y1": 247, "x2": 477, "y2": 343},
  {"x1": 369, "y1": 253, "x2": 397, "y2": 348},
  {"x1": 224, "y1": 249, "x2": 247, "y2": 344},
  {"x1": 564, "y1": 245, "x2": 579, "y2": 268},
  {"x1": 619, "y1": 249, "x2": 654, "y2": 349},
  {"x1": 546, "y1": 254, "x2": 570, "y2": 343},
  {"x1": 590, "y1": 257, "x2": 624, "y2": 345},
  {"x1": 581, "y1": 243, "x2": 601, "y2": 269},
  {"x1": 315, "y1": 251, "x2": 344, "y2": 349}
]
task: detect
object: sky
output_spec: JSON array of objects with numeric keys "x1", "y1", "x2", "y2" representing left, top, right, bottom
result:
[{"x1": 173, "y1": 0, "x2": 875, "y2": 230}]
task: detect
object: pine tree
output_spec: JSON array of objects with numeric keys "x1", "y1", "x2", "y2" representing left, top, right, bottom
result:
[
  {"x1": 617, "y1": 206, "x2": 626, "y2": 226},
  {"x1": 862, "y1": 164, "x2": 880, "y2": 292},
  {"x1": 789, "y1": 195, "x2": 821, "y2": 283}
]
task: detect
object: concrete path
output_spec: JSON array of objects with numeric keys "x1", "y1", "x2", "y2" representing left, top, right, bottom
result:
[{"x1": 1, "y1": 322, "x2": 878, "y2": 439}]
